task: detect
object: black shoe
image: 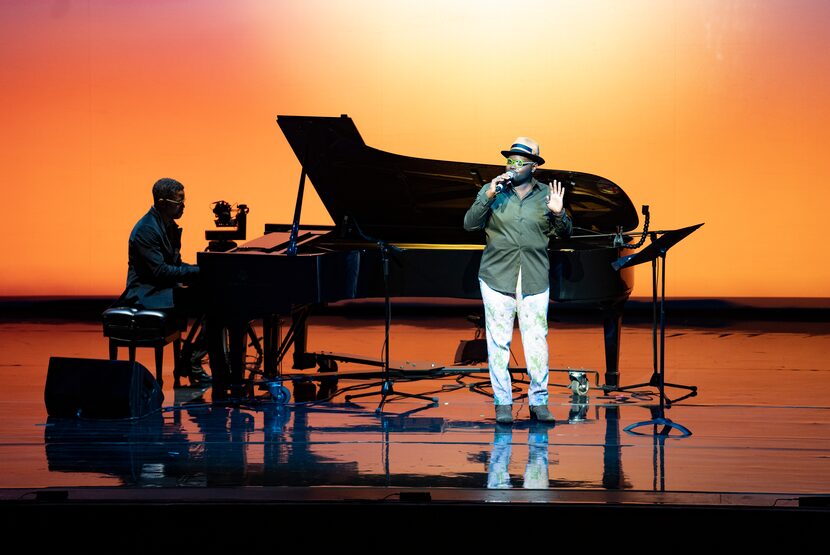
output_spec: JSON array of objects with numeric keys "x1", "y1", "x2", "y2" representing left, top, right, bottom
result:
[
  {"x1": 495, "y1": 404, "x2": 513, "y2": 424},
  {"x1": 529, "y1": 405, "x2": 556, "y2": 424},
  {"x1": 190, "y1": 367, "x2": 212, "y2": 384}
]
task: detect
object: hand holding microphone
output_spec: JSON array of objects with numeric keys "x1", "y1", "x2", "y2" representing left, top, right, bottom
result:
[{"x1": 488, "y1": 170, "x2": 518, "y2": 198}]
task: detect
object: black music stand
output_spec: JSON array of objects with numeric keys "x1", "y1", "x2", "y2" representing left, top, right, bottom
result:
[
  {"x1": 343, "y1": 236, "x2": 438, "y2": 414},
  {"x1": 612, "y1": 223, "x2": 703, "y2": 437}
]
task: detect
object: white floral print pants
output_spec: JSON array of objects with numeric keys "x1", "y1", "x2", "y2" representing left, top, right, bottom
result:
[{"x1": 479, "y1": 271, "x2": 550, "y2": 406}]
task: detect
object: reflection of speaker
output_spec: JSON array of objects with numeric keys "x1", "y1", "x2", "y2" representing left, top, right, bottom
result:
[{"x1": 45, "y1": 357, "x2": 164, "y2": 419}]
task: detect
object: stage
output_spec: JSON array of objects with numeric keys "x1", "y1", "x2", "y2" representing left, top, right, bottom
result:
[{"x1": 1, "y1": 298, "x2": 828, "y2": 548}]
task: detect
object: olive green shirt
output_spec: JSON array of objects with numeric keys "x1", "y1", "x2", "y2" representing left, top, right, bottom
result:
[{"x1": 463, "y1": 178, "x2": 572, "y2": 296}]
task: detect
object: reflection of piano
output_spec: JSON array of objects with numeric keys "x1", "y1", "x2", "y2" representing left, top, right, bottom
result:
[{"x1": 197, "y1": 115, "x2": 639, "y2": 395}]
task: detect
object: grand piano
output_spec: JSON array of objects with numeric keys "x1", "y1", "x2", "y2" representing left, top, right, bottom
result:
[{"x1": 196, "y1": 115, "x2": 641, "y2": 396}]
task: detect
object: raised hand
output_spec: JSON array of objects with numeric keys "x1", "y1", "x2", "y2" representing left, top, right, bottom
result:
[{"x1": 546, "y1": 180, "x2": 565, "y2": 215}]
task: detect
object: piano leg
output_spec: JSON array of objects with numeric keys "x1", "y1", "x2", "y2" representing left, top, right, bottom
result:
[
  {"x1": 205, "y1": 316, "x2": 228, "y2": 395},
  {"x1": 262, "y1": 315, "x2": 280, "y2": 379},
  {"x1": 290, "y1": 305, "x2": 316, "y2": 370},
  {"x1": 601, "y1": 300, "x2": 625, "y2": 389},
  {"x1": 227, "y1": 322, "x2": 248, "y2": 394},
  {"x1": 602, "y1": 405, "x2": 626, "y2": 489},
  {"x1": 259, "y1": 305, "x2": 315, "y2": 378},
  {"x1": 205, "y1": 315, "x2": 249, "y2": 398}
]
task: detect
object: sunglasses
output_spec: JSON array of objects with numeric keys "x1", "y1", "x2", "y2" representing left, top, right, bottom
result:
[{"x1": 506, "y1": 158, "x2": 534, "y2": 168}]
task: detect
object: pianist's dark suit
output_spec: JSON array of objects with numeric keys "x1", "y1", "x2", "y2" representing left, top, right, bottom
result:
[{"x1": 117, "y1": 206, "x2": 199, "y2": 311}]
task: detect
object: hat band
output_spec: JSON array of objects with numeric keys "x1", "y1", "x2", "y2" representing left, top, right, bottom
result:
[{"x1": 511, "y1": 143, "x2": 535, "y2": 155}]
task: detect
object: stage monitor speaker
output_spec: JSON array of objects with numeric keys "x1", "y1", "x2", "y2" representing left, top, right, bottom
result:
[
  {"x1": 45, "y1": 357, "x2": 164, "y2": 419},
  {"x1": 454, "y1": 338, "x2": 488, "y2": 364}
]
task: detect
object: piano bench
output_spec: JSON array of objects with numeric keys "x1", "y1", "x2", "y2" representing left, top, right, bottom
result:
[{"x1": 102, "y1": 307, "x2": 182, "y2": 387}]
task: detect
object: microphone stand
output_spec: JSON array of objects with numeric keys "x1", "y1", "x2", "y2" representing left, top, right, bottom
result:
[{"x1": 343, "y1": 219, "x2": 438, "y2": 414}]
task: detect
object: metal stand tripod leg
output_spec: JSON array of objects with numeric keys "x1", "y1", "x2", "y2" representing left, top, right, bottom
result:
[
  {"x1": 623, "y1": 251, "x2": 692, "y2": 437},
  {"x1": 343, "y1": 242, "x2": 437, "y2": 414},
  {"x1": 614, "y1": 252, "x2": 697, "y2": 405}
]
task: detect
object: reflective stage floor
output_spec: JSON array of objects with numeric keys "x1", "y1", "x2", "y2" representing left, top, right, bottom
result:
[{"x1": 1, "y1": 299, "x2": 829, "y2": 548}]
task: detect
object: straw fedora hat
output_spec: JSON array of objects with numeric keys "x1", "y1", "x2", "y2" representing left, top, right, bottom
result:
[{"x1": 500, "y1": 136, "x2": 545, "y2": 165}]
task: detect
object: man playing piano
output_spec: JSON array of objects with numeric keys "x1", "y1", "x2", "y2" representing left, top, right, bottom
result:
[
  {"x1": 116, "y1": 177, "x2": 211, "y2": 386},
  {"x1": 463, "y1": 137, "x2": 571, "y2": 424}
]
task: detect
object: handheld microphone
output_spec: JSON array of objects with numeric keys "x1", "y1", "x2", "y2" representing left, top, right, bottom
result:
[{"x1": 494, "y1": 170, "x2": 518, "y2": 194}]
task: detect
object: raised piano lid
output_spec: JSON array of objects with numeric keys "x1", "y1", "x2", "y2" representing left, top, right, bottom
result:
[{"x1": 277, "y1": 115, "x2": 639, "y2": 245}]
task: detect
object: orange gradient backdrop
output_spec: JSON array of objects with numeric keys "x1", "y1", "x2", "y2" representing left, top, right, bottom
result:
[{"x1": 1, "y1": 0, "x2": 829, "y2": 298}]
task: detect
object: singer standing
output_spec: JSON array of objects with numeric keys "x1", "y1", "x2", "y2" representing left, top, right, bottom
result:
[{"x1": 463, "y1": 137, "x2": 572, "y2": 424}]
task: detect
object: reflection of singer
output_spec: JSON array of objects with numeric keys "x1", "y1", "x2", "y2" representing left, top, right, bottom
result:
[
  {"x1": 463, "y1": 137, "x2": 572, "y2": 424},
  {"x1": 486, "y1": 424, "x2": 551, "y2": 489}
]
